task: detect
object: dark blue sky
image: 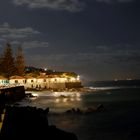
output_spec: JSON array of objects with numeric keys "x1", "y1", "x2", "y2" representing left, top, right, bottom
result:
[{"x1": 0, "y1": 0, "x2": 140, "y2": 81}]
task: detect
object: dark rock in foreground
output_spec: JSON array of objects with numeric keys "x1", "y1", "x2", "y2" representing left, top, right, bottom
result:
[{"x1": 0, "y1": 106, "x2": 78, "y2": 140}]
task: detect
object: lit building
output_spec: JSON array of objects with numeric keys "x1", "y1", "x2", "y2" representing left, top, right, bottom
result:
[
  {"x1": 5, "y1": 73, "x2": 82, "y2": 90},
  {"x1": 0, "y1": 76, "x2": 9, "y2": 87},
  {"x1": 9, "y1": 76, "x2": 25, "y2": 86}
]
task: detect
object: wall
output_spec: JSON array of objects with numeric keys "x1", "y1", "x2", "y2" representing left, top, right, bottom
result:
[
  {"x1": 65, "y1": 82, "x2": 82, "y2": 89},
  {"x1": 0, "y1": 86, "x2": 25, "y2": 102}
]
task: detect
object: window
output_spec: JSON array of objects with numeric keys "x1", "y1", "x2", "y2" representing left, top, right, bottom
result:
[
  {"x1": 15, "y1": 80, "x2": 18, "y2": 83},
  {"x1": 31, "y1": 80, "x2": 33, "y2": 83}
]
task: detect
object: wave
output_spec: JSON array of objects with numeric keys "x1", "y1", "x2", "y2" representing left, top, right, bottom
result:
[{"x1": 88, "y1": 86, "x2": 140, "y2": 90}]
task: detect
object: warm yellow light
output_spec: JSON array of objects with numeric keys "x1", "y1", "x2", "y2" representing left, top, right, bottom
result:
[
  {"x1": 55, "y1": 98, "x2": 60, "y2": 103},
  {"x1": 63, "y1": 98, "x2": 68, "y2": 102},
  {"x1": 70, "y1": 98, "x2": 74, "y2": 101},
  {"x1": 77, "y1": 75, "x2": 80, "y2": 80}
]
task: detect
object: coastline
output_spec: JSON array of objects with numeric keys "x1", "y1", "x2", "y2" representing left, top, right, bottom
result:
[
  {"x1": 24, "y1": 85, "x2": 140, "y2": 94},
  {"x1": 25, "y1": 87, "x2": 98, "y2": 93}
]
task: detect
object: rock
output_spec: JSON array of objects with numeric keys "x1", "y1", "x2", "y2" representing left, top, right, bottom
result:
[{"x1": 0, "y1": 106, "x2": 78, "y2": 140}]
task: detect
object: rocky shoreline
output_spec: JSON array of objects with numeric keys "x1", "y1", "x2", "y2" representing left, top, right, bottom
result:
[
  {"x1": 0, "y1": 106, "x2": 78, "y2": 140},
  {"x1": 25, "y1": 87, "x2": 98, "y2": 93}
]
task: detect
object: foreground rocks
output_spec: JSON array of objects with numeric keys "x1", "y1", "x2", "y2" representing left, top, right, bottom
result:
[
  {"x1": 65, "y1": 104, "x2": 106, "y2": 115},
  {"x1": 0, "y1": 106, "x2": 78, "y2": 140}
]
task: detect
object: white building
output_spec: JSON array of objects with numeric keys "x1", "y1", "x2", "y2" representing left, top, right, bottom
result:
[
  {"x1": 9, "y1": 76, "x2": 25, "y2": 86},
  {"x1": 36, "y1": 75, "x2": 47, "y2": 89},
  {"x1": 7, "y1": 74, "x2": 82, "y2": 90},
  {"x1": 24, "y1": 76, "x2": 37, "y2": 89},
  {"x1": 0, "y1": 76, "x2": 9, "y2": 87}
]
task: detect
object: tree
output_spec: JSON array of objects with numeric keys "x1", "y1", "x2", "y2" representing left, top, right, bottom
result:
[
  {"x1": 1, "y1": 43, "x2": 17, "y2": 78},
  {"x1": 0, "y1": 55, "x2": 3, "y2": 75},
  {"x1": 15, "y1": 46, "x2": 25, "y2": 76}
]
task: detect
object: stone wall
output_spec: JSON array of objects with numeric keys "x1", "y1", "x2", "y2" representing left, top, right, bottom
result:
[
  {"x1": 0, "y1": 86, "x2": 25, "y2": 102},
  {"x1": 65, "y1": 82, "x2": 82, "y2": 89}
]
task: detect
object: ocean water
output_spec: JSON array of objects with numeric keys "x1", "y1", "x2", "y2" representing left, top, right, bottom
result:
[{"x1": 18, "y1": 86, "x2": 140, "y2": 140}]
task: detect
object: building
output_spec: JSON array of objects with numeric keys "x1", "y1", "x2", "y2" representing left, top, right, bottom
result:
[
  {"x1": 0, "y1": 76, "x2": 9, "y2": 87},
  {"x1": 23, "y1": 76, "x2": 36, "y2": 89},
  {"x1": 9, "y1": 76, "x2": 25, "y2": 86},
  {"x1": 0, "y1": 73, "x2": 82, "y2": 90}
]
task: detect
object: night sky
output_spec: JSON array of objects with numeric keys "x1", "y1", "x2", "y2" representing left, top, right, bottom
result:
[{"x1": 0, "y1": 0, "x2": 140, "y2": 81}]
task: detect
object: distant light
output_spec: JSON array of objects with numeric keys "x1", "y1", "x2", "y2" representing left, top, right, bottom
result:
[
  {"x1": 126, "y1": 78, "x2": 132, "y2": 80},
  {"x1": 77, "y1": 75, "x2": 80, "y2": 80},
  {"x1": 44, "y1": 68, "x2": 47, "y2": 71},
  {"x1": 114, "y1": 79, "x2": 118, "y2": 81}
]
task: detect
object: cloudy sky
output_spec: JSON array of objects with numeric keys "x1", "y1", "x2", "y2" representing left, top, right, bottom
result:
[{"x1": 0, "y1": 0, "x2": 140, "y2": 81}]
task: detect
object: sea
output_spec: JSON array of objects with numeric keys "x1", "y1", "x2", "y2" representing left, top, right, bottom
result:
[{"x1": 17, "y1": 80, "x2": 140, "y2": 140}]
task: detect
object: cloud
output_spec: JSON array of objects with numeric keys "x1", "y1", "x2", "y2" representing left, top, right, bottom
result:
[
  {"x1": 11, "y1": 40, "x2": 49, "y2": 49},
  {"x1": 70, "y1": 44, "x2": 140, "y2": 65},
  {"x1": 96, "y1": 0, "x2": 134, "y2": 3},
  {"x1": 0, "y1": 38, "x2": 5, "y2": 42},
  {"x1": 95, "y1": 44, "x2": 140, "y2": 64},
  {"x1": 0, "y1": 22, "x2": 40, "y2": 39},
  {"x1": 24, "y1": 43, "x2": 140, "y2": 65},
  {"x1": 24, "y1": 44, "x2": 140, "y2": 80},
  {"x1": 0, "y1": 23, "x2": 49, "y2": 51},
  {"x1": 117, "y1": 0, "x2": 134, "y2": 2},
  {"x1": 92, "y1": 44, "x2": 140, "y2": 54},
  {"x1": 13, "y1": 0, "x2": 85, "y2": 12}
]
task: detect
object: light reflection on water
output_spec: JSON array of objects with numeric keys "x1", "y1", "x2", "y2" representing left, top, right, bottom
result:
[
  {"x1": 19, "y1": 88, "x2": 140, "y2": 113},
  {"x1": 19, "y1": 91, "x2": 83, "y2": 113},
  {"x1": 17, "y1": 87, "x2": 140, "y2": 140}
]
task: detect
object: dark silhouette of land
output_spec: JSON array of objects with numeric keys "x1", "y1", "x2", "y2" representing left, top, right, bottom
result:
[{"x1": 0, "y1": 106, "x2": 78, "y2": 140}]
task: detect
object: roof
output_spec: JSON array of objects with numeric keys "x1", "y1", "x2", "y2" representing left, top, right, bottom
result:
[
  {"x1": 37, "y1": 75, "x2": 46, "y2": 79},
  {"x1": 24, "y1": 75, "x2": 34, "y2": 79},
  {"x1": 10, "y1": 76, "x2": 25, "y2": 79},
  {"x1": 0, "y1": 76, "x2": 7, "y2": 80}
]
